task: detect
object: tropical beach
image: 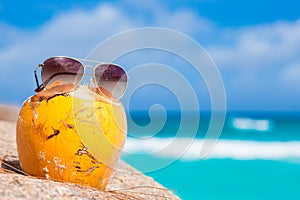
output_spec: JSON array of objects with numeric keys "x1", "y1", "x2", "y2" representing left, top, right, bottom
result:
[
  {"x1": 0, "y1": 105, "x2": 179, "y2": 199},
  {"x1": 1, "y1": 1, "x2": 300, "y2": 199},
  {"x1": 1, "y1": 106, "x2": 300, "y2": 199}
]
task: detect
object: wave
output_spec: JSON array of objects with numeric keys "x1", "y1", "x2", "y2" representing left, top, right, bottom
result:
[
  {"x1": 230, "y1": 117, "x2": 273, "y2": 132},
  {"x1": 124, "y1": 137, "x2": 300, "y2": 161}
]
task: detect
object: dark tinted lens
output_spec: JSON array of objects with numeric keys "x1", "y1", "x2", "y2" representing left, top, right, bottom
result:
[
  {"x1": 42, "y1": 57, "x2": 84, "y2": 93},
  {"x1": 95, "y1": 64, "x2": 127, "y2": 100}
]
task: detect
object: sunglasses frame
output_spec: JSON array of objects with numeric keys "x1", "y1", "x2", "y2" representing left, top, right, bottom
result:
[{"x1": 34, "y1": 56, "x2": 128, "y2": 100}]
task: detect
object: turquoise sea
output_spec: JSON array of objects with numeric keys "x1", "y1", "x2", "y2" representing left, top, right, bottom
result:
[{"x1": 122, "y1": 111, "x2": 300, "y2": 200}]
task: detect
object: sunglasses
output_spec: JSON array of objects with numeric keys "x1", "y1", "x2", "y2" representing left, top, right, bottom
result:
[{"x1": 34, "y1": 56, "x2": 127, "y2": 100}]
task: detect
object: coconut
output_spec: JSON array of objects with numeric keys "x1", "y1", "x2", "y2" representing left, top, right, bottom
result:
[{"x1": 16, "y1": 85, "x2": 127, "y2": 190}]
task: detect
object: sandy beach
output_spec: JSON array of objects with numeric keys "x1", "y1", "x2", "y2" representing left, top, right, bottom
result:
[{"x1": 0, "y1": 104, "x2": 19, "y2": 122}]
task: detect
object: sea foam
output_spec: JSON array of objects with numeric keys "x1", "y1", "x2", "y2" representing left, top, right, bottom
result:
[
  {"x1": 124, "y1": 137, "x2": 300, "y2": 161},
  {"x1": 230, "y1": 117, "x2": 273, "y2": 132}
]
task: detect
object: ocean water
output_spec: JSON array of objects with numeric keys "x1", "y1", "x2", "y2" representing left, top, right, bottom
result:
[{"x1": 122, "y1": 111, "x2": 300, "y2": 199}]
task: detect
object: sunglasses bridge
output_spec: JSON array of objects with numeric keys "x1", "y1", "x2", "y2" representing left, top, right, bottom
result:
[
  {"x1": 82, "y1": 65, "x2": 96, "y2": 76},
  {"x1": 79, "y1": 65, "x2": 100, "y2": 87}
]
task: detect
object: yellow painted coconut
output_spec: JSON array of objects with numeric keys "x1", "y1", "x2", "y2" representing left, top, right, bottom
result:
[{"x1": 16, "y1": 84, "x2": 127, "y2": 190}]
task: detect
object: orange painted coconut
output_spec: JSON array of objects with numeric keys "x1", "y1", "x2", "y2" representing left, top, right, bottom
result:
[{"x1": 16, "y1": 83, "x2": 127, "y2": 190}]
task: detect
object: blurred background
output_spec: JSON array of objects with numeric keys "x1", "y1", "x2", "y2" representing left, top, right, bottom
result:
[{"x1": 1, "y1": 0, "x2": 300, "y2": 199}]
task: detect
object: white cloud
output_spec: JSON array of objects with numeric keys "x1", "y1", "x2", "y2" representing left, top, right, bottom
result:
[
  {"x1": 0, "y1": 4, "x2": 133, "y2": 64},
  {"x1": 209, "y1": 19, "x2": 300, "y2": 70},
  {"x1": 0, "y1": 22, "x2": 28, "y2": 50},
  {"x1": 155, "y1": 8, "x2": 215, "y2": 35},
  {"x1": 282, "y1": 62, "x2": 300, "y2": 85},
  {"x1": 208, "y1": 19, "x2": 300, "y2": 109}
]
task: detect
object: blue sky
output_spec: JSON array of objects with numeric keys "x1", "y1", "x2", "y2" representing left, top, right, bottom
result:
[{"x1": 0, "y1": 0, "x2": 299, "y2": 111}]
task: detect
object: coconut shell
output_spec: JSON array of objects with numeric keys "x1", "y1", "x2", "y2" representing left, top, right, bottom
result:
[{"x1": 16, "y1": 85, "x2": 127, "y2": 190}]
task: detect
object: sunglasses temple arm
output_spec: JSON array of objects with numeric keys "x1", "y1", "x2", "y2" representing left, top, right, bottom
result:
[
  {"x1": 34, "y1": 70, "x2": 39, "y2": 87},
  {"x1": 34, "y1": 72, "x2": 80, "y2": 92},
  {"x1": 34, "y1": 64, "x2": 45, "y2": 92}
]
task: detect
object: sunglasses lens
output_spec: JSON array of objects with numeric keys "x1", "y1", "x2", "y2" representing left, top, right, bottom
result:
[
  {"x1": 95, "y1": 64, "x2": 127, "y2": 100},
  {"x1": 42, "y1": 57, "x2": 84, "y2": 93}
]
